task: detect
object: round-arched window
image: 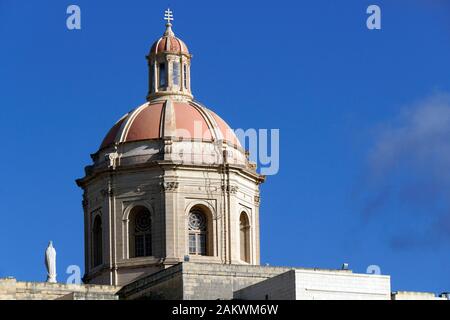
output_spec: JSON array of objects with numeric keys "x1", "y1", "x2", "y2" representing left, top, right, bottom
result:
[
  {"x1": 92, "y1": 215, "x2": 103, "y2": 267},
  {"x1": 240, "y1": 213, "x2": 250, "y2": 263},
  {"x1": 129, "y1": 206, "x2": 152, "y2": 258},
  {"x1": 188, "y1": 210, "x2": 207, "y2": 255}
]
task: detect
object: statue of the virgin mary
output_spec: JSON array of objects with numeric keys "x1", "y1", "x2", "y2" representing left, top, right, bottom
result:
[{"x1": 45, "y1": 241, "x2": 57, "y2": 283}]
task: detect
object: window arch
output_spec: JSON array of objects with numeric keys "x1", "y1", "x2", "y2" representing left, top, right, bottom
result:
[
  {"x1": 149, "y1": 63, "x2": 155, "y2": 93},
  {"x1": 129, "y1": 206, "x2": 152, "y2": 258},
  {"x1": 173, "y1": 61, "x2": 180, "y2": 86},
  {"x1": 188, "y1": 207, "x2": 209, "y2": 256},
  {"x1": 240, "y1": 213, "x2": 250, "y2": 263},
  {"x1": 183, "y1": 64, "x2": 188, "y2": 89},
  {"x1": 92, "y1": 215, "x2": 103, "y2": 267},
  {"x1": 159, "y1": 62, "x2": 167, "y2": 88}
]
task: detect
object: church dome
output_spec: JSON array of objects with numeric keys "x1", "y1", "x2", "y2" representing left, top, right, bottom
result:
[
  {"x1": 77, "y1": 11, "x2": 263, "y2": 286},
  {"x1": 100, "y1": 100, "x2": 241, "y2": 150},
  {"x1": 150, "y1": 33, "x2": 189, "y2": 56},
  {"x1": 90, "y1": 9, "x2": 248, "y2": 169},
  {"x1": 148, "y1": 13, "x2": 189, "y2": 57}
]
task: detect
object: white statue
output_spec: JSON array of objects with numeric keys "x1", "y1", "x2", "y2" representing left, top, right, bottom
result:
[{"x1": 45, "y1": 241, "x2": 57, "y2": 283}]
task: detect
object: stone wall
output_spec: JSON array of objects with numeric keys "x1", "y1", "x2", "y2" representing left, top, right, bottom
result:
[
  {"x1": 118, "y1": 264, "x2": 184, "y2": 300},
  {"x1": 236, "y1": 269, "x2": 391, "y2": 300},
  {"x1": 119, "y1": 262, "x2": 292, "y2": 300},
  {"x1": 0, "y1": 278, "x2": 119, "y2": 300},
  {"x1": 80, "y1": 124, "x2": 262, "y2": 287},
  {"x1": 294, "y1": 269, "x2": 390, "y2": 300},
  {"x1": 234, "y1": 270, "x2": 296, "y2": 300},
  {"x1": 119, "y1": 262, "x2": 395, "y2": 300},
  {"x1": 181, "y1": 263, "x2": 291, "y2": 300}
]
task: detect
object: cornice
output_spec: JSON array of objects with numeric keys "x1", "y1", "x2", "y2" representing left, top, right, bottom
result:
[{"x1": 76, "y1": 160, "x2": 264, "y2": 189}]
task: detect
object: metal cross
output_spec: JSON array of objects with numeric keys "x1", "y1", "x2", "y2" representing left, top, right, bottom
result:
[{"x1": 164, "y1": 8, "x2": 173, "y2": 24}]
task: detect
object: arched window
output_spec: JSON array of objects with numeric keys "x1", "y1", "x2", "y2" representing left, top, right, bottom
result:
[
  {"x1": 159, "y1": 62, "x2": 167, "y2": 88},
  {"x1": 183, "y1": 64, "x2": 188, "y2": 89},
  {"x1": 92, "y1": 215, "x2": 103, "y2": 267},
  {"x1": 149, "y1": 63, "x2": 155, "y2": 93},
  {"x1": 129, "y1": 206, "x2": 152, "y2": 258},
  {"x1": 188, "y1": 209, "x2": 208, "y2": 256},
  {"x1": 173, "y1": 61, "x2": 180, "y2": 86},
  {"x1": 240, "y1": 213, "x2": 250, "y2": 263}
]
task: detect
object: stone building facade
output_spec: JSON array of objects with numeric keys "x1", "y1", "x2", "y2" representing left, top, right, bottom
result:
[
  {"x1": 0, "y1": 277, "x2": 118, "y2": 300},
  {"x1": 116, "y1": 262, "x2": 392, "y2": 301},
  {"x1": 76, "y1": 16, "x2": 263, "y2": 287}
]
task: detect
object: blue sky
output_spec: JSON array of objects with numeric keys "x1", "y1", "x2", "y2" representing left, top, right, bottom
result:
[{"x1": 1, "y1": 0, "x2": 449, "y2": 293}]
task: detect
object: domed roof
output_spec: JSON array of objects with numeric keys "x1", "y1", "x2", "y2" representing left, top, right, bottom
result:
[
  {"x1": 149, "y1": 24, "x2": 189, "y2": 56},
  {"x1": 150, "y1": 34, "x2": 189, "y2": 55},
  {"x1": 100, "y1": 100, "x2": 241, "y2": 150}
]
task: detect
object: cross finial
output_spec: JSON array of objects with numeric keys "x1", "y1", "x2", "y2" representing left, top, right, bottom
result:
[{"x1": 164, "y1": 8, "x2": 174, "y2": 25}]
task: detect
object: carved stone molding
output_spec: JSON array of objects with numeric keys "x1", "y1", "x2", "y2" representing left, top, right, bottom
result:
[
  {"x1": 163, "y1": 139, "x2": 173, "y2": 154},
  {"x1": 105, "y1": 152, "x2": 119, "y2": 169},
  {"x1": 161, "y1": 181, "x2": 179, "y2": 191},
  {"x1": 254, "y1": 195, "x2": 261, "y2": 206},
  {"x1": 222, "y1": 185, "x2": 238, "y2": 194}
]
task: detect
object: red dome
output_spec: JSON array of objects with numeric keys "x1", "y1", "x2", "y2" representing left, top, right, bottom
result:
[
  {"x1": 100, "y1": 100, "x2": 240, "y2": 150},
  {"x1": 149, "y1": 29, "x2": 189, "y2": 56}
]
